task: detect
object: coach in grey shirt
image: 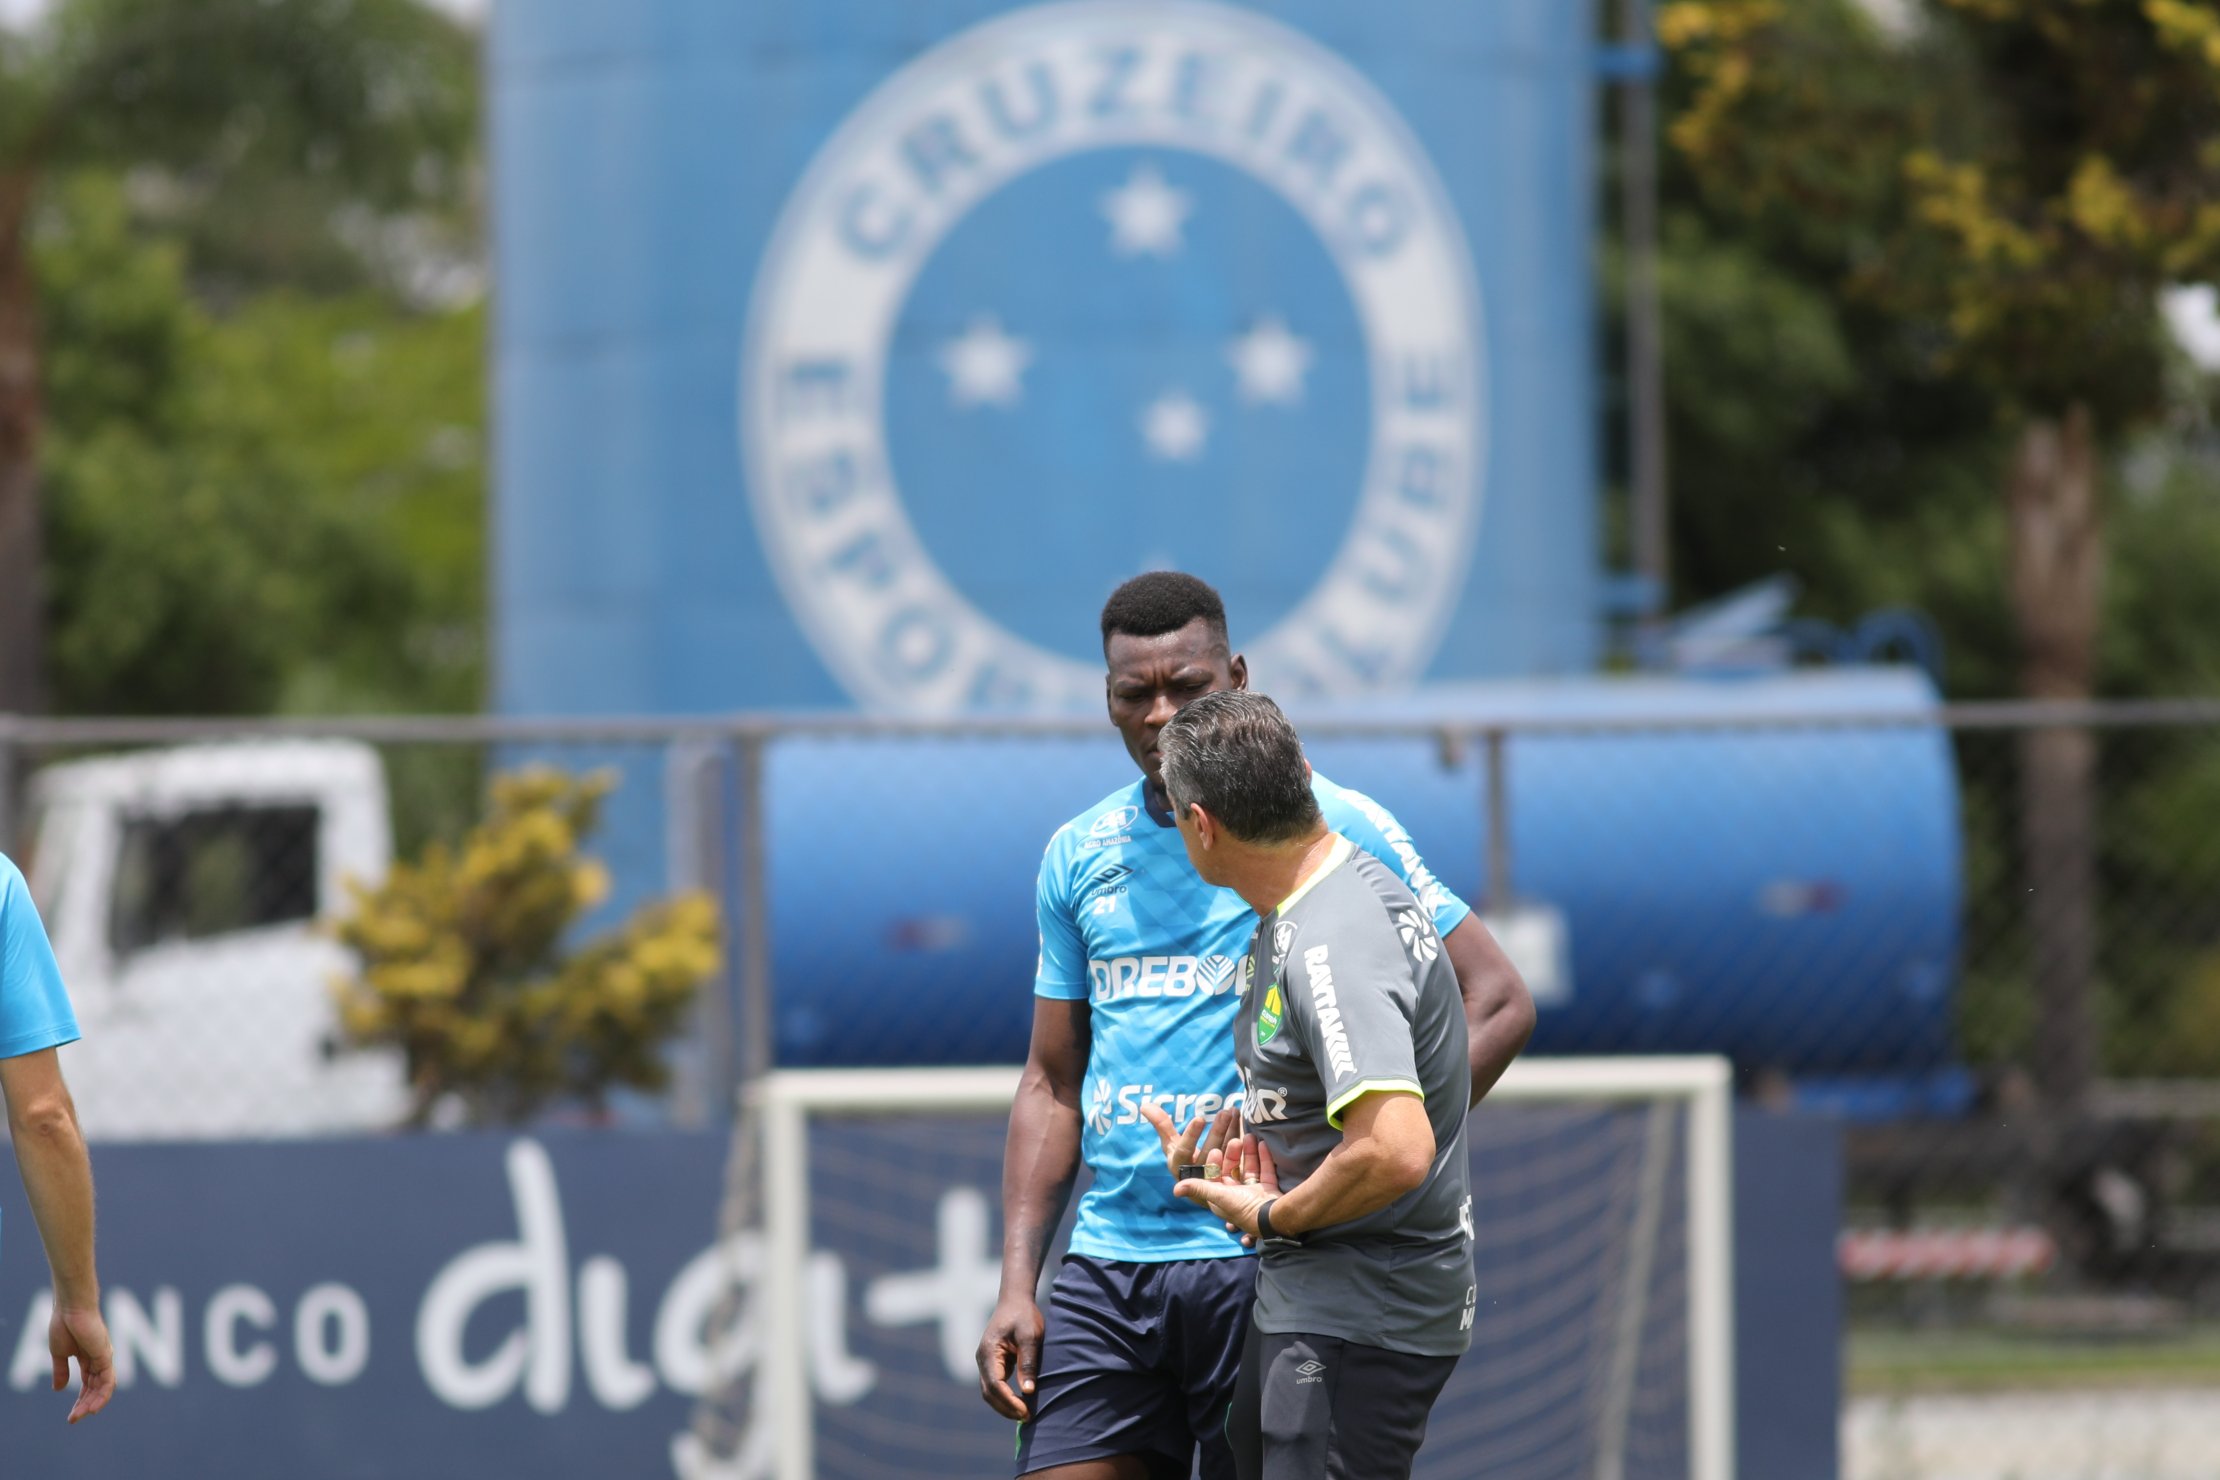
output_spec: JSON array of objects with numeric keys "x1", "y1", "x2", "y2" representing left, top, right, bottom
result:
[{"x1": 1143, "y1": 691, "x2": 1481, "y2": 1480}]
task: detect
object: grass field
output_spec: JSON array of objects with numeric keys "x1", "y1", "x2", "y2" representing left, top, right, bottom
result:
[{"x1": 1850, "y1": 1329, "x2": 2220, "y2": 1395}]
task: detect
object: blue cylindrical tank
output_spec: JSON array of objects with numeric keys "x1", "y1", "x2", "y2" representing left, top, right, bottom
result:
[{"x1": 763, "y1": 667, "x2": 1960, "y2": 1075}]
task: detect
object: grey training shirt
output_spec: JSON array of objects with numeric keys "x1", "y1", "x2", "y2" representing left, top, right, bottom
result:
[{"x1": 1235, "y1": 834, "x2": 1476, "y2": 1357}]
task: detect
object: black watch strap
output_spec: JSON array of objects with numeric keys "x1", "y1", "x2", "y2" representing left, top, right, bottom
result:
[{"x1": 1256, "y1": 1197, "x2": 1300, "y2": 1247}]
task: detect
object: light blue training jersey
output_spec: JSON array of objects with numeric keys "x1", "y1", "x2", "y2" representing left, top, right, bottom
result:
[
  {"x1": 1035, "y1": 774, "x2": 1469, "y2": 1262},
  {"x1": 0, "y1": 854, "x2": 83, "y2": 1261}
]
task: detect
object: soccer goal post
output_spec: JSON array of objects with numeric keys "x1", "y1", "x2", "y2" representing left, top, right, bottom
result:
[{"x1": 747, "y1": 1057, "x2": 1735, "y2": 1480}]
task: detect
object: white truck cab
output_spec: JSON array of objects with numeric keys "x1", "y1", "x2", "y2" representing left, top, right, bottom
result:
[{"x1": 19, "y1": 741, "x2": 410, "y2": 1141}]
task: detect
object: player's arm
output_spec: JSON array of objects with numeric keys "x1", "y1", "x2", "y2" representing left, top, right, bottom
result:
[
  {"x1": 979, "y1": 998, "x2": 1088, "y2": 1419},
  {"x1": 0, "y1": 1049, "x2": 113, "y2": 1422},
  {"x1": 1327, "y1": 785, "x2": 1532, "y2": 1105},
  {"x1": 1443, "y1": 917, "x2": 1534, "y2": 1107},
  {"x1": 978, "y1": 834, "x2": 1092, "y2": 1420}
]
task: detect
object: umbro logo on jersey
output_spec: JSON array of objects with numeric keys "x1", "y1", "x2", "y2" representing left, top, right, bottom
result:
[
  {"x1": 1396, "y1": 907, "x2": 1440, "y2": 964},
  {"x1": 1090, "y1": 806, "x2": 1141, "y2": 838},
  {"x1": 1082, "y1": 864, "x2": 1134, "y2": 899},
  {"x1": 1084, "y1": 864, "x2": 1132, "y2": 915}
]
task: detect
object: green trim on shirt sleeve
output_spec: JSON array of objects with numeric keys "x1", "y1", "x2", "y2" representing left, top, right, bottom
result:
[
  {"x1": 1273, "y1": 833, "x2": 1354, "y2": 915},
  {"x1": 1325, "y1": 1077, "x2": 1424, "y2": 1129}
]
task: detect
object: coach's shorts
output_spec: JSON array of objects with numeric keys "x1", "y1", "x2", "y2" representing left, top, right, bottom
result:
[
  {"x1": 1225, "y1": 1325, "x2": 1460, "y2": 1480},
  {"x1": 1014, "y1": 1252, "x2": 1256, "y2": 1480}
]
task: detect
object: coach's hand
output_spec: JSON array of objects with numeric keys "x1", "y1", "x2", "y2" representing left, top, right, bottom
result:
[
  {"x1": 977, "y1": 1295, "x2": 1046, "y2": 1421},
  {"x1": 1174, "y1": 1135, "x2": 1280, "y2": 1240},
  {"x1": 1140, "y1": 1102, "x2": 1241, "y2": 1185}
]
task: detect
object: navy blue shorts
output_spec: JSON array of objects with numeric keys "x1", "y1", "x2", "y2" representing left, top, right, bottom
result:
[{"x1": 1014, "y1": 1252, "x2": 1256, "y2": 1479}]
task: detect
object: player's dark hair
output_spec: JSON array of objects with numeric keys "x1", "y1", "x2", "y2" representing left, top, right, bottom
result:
[
  {"x1": 1158, "y1": 691, "x2": 1322, "y2": 845},
  {"x1": 1099, "y1": 571, "x2": 1229, "y2": 654}
]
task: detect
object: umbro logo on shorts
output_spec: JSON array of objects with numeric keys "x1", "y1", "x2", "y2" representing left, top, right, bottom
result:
[{"x1": 1295, "y1": 1359, "x2": 1326, "y2": 1384}]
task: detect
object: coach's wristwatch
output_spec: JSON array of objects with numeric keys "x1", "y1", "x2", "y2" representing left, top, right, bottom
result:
[{"x1": 1254, "y1": 1197, "x2": 1303, "y2": 1250}]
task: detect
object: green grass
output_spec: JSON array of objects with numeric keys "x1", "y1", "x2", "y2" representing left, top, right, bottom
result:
[{"x1": 1849, "y1": 1329, "x2": 2220, "y2": 1395}]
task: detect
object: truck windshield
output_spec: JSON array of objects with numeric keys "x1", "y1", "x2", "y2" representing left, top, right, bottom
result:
[{"x1": 109, "y1": 805, "x2": 321, "y2": 955}]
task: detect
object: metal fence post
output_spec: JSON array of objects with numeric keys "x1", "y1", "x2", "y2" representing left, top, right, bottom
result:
[
  {"x1": 685, "y1": 725, "x2": 779, "y2": 1471},
  {"x1": 667, "y1": 736, "x2": 737, "y2": 1128},
  {"x1": 734, "y1": 730, "x2": 774, "y2": 1096},
  {"x1": 1483, "y1": 726, "x2": 1513, "y2": 908},
  {"x1": 0, "y1": 729, "x2": 15, "y2": 860}
]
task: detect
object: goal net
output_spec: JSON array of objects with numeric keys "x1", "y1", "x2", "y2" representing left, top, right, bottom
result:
[{"x1": 688, "y1": 1058, "x2": 1734, "y2": 1480}]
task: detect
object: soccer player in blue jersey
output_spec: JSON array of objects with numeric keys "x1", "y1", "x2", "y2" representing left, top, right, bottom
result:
[
  {"x1": 0, "y1": 852, "x2": 112, "y2": 1424},
  {"x1": 976, "y1": 573, "x2": 1535, "y2": 1480}
]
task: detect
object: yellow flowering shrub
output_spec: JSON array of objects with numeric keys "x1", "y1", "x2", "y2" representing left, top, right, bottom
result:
[{"x1": 330, "y1": 767, "x2": 723, "y2": 1126}]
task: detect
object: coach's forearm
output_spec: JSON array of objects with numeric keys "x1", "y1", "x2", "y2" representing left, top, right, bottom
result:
[
  {"x1": 997, "y1": 1070, "x2": 1082, "y2": 1297},
  {"x1": 10, "y1": 1095, "x2": 99, "y2": 1306},
  {"x1": 1267, "y1": 1093, "x2": 1432, "y2": 1239}
]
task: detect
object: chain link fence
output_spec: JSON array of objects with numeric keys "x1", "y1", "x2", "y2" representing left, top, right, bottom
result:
[
  {"x1": 10, "y1": 701, "x2": 2220, "y2": 1470},
  {"x1": 0, "y1": 718, "x2": 731, "y2": 1140}
]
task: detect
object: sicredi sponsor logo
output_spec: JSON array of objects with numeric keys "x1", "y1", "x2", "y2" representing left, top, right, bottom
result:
[
  {"x1": 1303, "y1": 943, "x2": 1357, "y2": 1078},
  {"x1": 1088, "y1": 954, "x2": 1237, "y2": 1002},
  {"x1": 1088, "y1": 1077, "x2": 1233, "y2": 1136}
]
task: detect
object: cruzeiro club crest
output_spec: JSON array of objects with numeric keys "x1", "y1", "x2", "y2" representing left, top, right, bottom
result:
[{"x1": 742, "y1": 0, "x2": 1485, "y2": 713}]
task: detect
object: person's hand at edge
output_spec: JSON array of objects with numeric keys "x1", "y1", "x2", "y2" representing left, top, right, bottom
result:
[
  {"x1": 51, "y1": 1302, "x2": 112, "y2": 1423},
  {"x1": 976, "y1": 1293, "x2": 1046, "y2": 1421}
]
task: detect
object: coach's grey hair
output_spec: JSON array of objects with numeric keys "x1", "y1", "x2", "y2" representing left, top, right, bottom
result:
[{"x1": 1158, "y1": 691, "x2": 1323, "y2": 845}]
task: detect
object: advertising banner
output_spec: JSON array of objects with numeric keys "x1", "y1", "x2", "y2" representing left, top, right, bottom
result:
[{"x1": 0, "y1": 1114, "x2": 1834, "y2": 1478}]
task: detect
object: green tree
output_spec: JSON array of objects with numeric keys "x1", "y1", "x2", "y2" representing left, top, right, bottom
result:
[
  {"x1": 331, "y1": 768, "x2": 725, "y2": 1128},
  {"x1": 36, "y1": 170, "x2": 482, "y2": 714},
  {"x1": 0, "y1": 0, "x2": 474, "y2": 715},
  {"x1": 1659, "y1": 0, "x2": 2220, "y2": 1100}
]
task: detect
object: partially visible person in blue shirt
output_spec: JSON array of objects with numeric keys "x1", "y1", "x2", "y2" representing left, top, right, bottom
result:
[{"x1": 1, "y1": 852, "x2": 113, "y2": 1422}]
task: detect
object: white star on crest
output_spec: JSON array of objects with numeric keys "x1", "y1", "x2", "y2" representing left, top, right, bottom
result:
[
  {"x1": 938, "y1": 315, "x2": 1032, "y2": 408},
  {"x1": 1140, "y1": 389, "x2": 1210, "y2": 462},
  {"x1": 1100, "y1": 162, "x2": 1192, "y2": 259},
  {"x1": 1226, "y1": 316, "x2": 1314, "y2": 406}
]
